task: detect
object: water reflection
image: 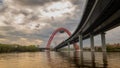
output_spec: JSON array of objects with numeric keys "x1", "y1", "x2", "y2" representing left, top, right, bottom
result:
[
  {"x1": 91, "y1": 51, "x2": 96, "y2": 68},
  {"x1": 0, "y1": 52, "x2": 119, "y2": 68},
  {"x1": 46, "y1": 51, "x2": 108, "y2": 68},
  {"x1": 46, "y1": 51, "x2": 51, "y2": 62}
]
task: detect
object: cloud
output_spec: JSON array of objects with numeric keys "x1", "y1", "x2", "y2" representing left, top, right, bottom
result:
[
  {"x1": 11, "y1": 37, "x2": 43, "y2": 46},
  {"x1": 3, "y1": 0, "x2": 120, "y2": 48},
  {"x1": 0, "y1": 38, "x2": 10, "y2": 43},
  {"x1": 0, "y1": 35, "x2": 6, "y2": 38},
  {"x1": 106, "y1": 26, "x2": 120, "y2": 43},
  {"x1": 14, "y1": 0, "x2": 60, "y2": 6}
]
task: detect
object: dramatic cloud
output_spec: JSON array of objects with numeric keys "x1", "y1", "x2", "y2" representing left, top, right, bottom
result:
[
  {"x1": 0, "y1": 0, "x2": 87, "y2": 47},
  {"x1": 14, "y1": 0, "x2": 60, "y2": 6}
]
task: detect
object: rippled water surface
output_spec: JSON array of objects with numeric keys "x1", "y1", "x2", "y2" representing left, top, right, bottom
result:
[{"x1": 0, "y1": 51, "x2": 120, "y2": 68}]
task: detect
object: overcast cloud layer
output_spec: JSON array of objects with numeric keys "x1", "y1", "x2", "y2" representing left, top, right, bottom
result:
[{"x1": 0, "y1": 0, "x2": 119, "y2": 48}]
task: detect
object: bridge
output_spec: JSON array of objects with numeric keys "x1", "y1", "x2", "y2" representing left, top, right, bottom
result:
[
  {"x1": 45, "y1": 2, "x2": 120, "y2": 64},
  {"x1": 52, "y1": 0, "x2": 120, "y2": 51},
  {"x1": 46, "y1": 0, "x2": 120, "y2": 54},
  {"x1": 44, "y1": 0, "x2": 119, "y2": 64},
  {"x1": 46, "y1": 27, "x2": 79, "y2": 51}
]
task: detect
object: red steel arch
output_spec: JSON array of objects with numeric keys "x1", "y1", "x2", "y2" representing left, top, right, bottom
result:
[{"x1": 46, "y1": 27, "x2": 79, "y2": 50}]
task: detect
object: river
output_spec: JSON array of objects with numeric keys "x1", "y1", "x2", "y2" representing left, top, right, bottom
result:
[{"x1": 0, "y1": 51, "x2": 120, "y2": 68}]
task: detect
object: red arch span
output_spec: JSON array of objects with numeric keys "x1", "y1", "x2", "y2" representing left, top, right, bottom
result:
[{"x1": 46, "y1": 27, "x2": 79, "y2": 50}]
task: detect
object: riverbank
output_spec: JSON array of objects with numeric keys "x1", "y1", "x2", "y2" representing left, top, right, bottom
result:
[
  {"x1": 0, "y1": 43, "x2": 120, "y2": 53},
  {"x1": 0, "y1": 43, "x2": 39, "y2": 53}
]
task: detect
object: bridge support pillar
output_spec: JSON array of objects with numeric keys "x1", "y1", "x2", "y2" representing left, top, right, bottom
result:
[
  {"x1": 90, "y1": 34, "x2": 95, "y2": 52},
  {"x1": 79, "y1": 34, "x2": 83, "y2": 51},
  {"x1": 101, "y1": 32, "x2": 107, "y2": 64}
]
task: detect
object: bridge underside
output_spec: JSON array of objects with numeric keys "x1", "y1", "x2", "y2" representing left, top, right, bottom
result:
[{"x1": 54, "y1": 0, "x2": 120, "y2": 50}]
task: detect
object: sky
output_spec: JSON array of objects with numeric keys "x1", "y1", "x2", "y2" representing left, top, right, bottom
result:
[{"x1": 0, "y1": 0, "x2": 120, "y2": 48}]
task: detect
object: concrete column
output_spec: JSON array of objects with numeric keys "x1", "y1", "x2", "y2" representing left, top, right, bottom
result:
[
  {"x1": 90, "y1": 33, "x2": 95, "y2": 52},
  {"x1": 101, "y1": 32, "x2": 107, "y2": 64},
  {"x1": 79, "y1": 34, "x2": 83, "y2": 51},
  {"x1": 101, "y1": 32, "x2": 107, "y2": 52}
]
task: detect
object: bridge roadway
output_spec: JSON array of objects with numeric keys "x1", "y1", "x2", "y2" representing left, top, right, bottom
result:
[{"x1": 54, "y1": 0, "x2": 120, "y2": 50}]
